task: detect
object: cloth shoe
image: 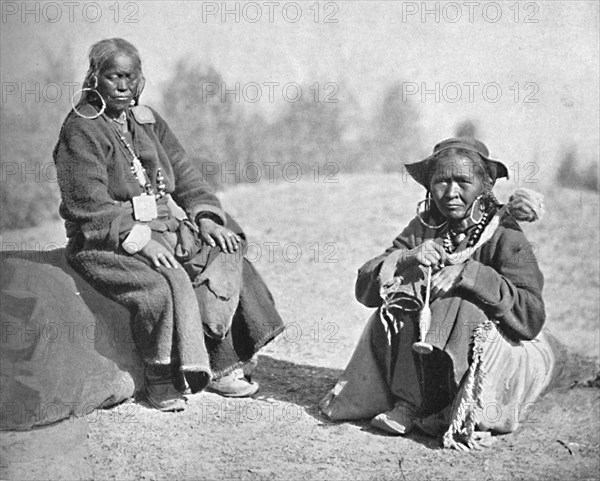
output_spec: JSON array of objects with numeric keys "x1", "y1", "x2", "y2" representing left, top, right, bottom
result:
[
  {"x1": 143, "y1": 365, "x2": 186, "y2": 412},
  {"x1": 371, "y1": 400, "x2": 416, "y2": 435},
  {"x1": 208, "y1": 368, "x2": 259, "y2": 397}
]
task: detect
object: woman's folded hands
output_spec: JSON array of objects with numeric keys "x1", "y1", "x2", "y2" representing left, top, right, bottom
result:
[
  {"x1": 402, "y1": 239, "x2": 466, "y2": 299},
  {"x1": 405, "y1": 239, "x2": 446, "y2": 271}
]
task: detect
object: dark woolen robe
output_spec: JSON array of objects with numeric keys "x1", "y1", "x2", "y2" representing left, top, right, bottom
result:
[
  {"x1": 53, "y1": 103, "x2": 284, "y2": 387},
  {"x1": 354, "y1": 210, "x2": 545, "y2": 415},
  {"x1": 55, "y1": 104, "x2": 225, "y2": 248}
]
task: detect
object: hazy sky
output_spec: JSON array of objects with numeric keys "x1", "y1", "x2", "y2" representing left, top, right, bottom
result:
[{"x1": 2, "y1": 1, "x2": 598, "y2": 177}]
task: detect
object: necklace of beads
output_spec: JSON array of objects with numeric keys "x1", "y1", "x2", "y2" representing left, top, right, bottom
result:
[
  {"x1": 110, "y1": 113, "x2": 166, "y2": 198},
  {"x1": 443, "y1": 211, "x2": 490, "y2": 254},
  {"x1": 116, "y1": 129, "x2": 152, "y2": 193}
]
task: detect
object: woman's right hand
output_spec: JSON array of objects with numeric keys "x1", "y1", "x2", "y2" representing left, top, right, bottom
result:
[
  {"x1": 408, "y1": 239, "x2": 446, "y2": 270},
  {"x1": 139, "y1": 239, "x2": 179, "y2": 269}
]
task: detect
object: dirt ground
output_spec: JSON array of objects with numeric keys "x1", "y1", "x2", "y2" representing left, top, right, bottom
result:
[{"x1": 1, "y1": 174, "x2": 599, "y2": 480}]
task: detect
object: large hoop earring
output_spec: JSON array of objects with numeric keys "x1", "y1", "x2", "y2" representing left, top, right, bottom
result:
[
  {"x1": 71, "y1": 87, "x2": 106, "y2": 119},
  {"x1": 468, "y1": 194, "x2": 485, "y2": 224},
  {"x1": 417, "y1": 198, "x2": 448, "y2": 230}
]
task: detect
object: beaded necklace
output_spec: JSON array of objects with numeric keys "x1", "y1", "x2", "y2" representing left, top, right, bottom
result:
[
  {"x1": 442, "y1": 210, "x2": 490, "y2": 254},
  {"x1": 110, "y1": 112, "x2": 166, "y2": 198}
]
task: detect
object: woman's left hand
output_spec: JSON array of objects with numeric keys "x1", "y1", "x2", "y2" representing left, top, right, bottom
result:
[
  {"x1": 430, "y1": 264, "x2": 465, "y2": 299},
  {"x1": 198, "y1": 218, "x2": 241, "y2": 253}
]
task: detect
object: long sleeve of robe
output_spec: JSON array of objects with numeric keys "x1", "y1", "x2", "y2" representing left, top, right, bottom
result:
[
  {"x1": 355, "y1": 212, "x2": 546, "y2": 342},
  {"x1": 53, "y1": 103, "x2": 224, "y2": 250},
  {"x1": 51, "y1": 102, "x2": 284, "y2": 381}
]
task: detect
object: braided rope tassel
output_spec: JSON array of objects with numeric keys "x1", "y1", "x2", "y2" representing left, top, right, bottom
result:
[
  {"x1": 378, "y1": 277, "x2": 411, "y2": 345},
  {"x1": 379, "y1": 306, "x2": 396, "y2": 346},
  {"x1": 442, "y1": 321, "x2": 493, "y2": 449},
  {"x1": 379, "y1": 297, "x2": 405, "y2": 345}
]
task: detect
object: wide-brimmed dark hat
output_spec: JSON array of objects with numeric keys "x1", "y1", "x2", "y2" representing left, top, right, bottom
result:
[{"x1": 405, "y1": 137, "x2": 509, "y2": 188}]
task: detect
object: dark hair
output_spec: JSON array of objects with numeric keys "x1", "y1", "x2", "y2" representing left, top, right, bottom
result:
[
  {"x1": 79, "y1": 38, "x2": 145, "y2": 106},
  {"x1": 428, "y1": 147, "x2": 492, "y2": 188},
  {"x1": 425, "y1": 147, "x2": 498, "y2": 222}
]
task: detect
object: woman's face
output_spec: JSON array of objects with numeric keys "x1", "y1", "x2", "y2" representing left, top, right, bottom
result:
[
  {"x1": 429, "y1": 155, "x2": 486, "y2": 222},
  {"x1": 96, "y1": 52, "x2": 141, "y2": 117}
]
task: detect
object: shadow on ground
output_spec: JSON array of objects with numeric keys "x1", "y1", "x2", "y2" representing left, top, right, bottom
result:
[
  {"x1": 252, "y1": 352, "x2": 600, "y2": 451},
  {"x1": 252, "y1": 355, "x2": 442, "y2": 448}
]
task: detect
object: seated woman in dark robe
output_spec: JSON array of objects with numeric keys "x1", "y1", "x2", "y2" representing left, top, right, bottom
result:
[
  {"x1": 320, "y1": 138, "x2": 558, "y2": 449},
  {"x1": 52, "y1": 38, "x2": 284, "y2": 412}
]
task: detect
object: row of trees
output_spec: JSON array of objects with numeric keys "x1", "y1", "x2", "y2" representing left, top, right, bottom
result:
[
  {"x1": 1, "y1": 56, "x2": 426, "y2": 230},
  {"x1": 1, "y1": 53, "x2": 597, "y2": 231},
  {"x1": 1, "y1": 47, "x2": 75, "y2": 231},
  {"x1": 555, "y1": 146, "x2": 599, "y2": 192},
  {"x1": 160, "y1": 61, "x2": 425, "y2": 186}
]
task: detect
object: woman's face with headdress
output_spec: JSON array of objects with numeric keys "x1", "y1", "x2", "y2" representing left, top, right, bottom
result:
[
  {"x1": 96, "y1": 52, "x2": 141, "y2": 117},
  {"x1": 429, "y1": 154, "x2": 486, "y2": 222}
]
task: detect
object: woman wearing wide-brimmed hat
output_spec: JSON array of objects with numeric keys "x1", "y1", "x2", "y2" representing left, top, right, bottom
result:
[{"x1": 320, "y1": 137, "x2": 558, "y2": 449}]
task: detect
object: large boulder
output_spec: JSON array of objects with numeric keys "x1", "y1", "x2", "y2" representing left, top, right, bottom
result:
[{"x1": 1, "y1": 248, "x2": 142, "y2": 431}]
